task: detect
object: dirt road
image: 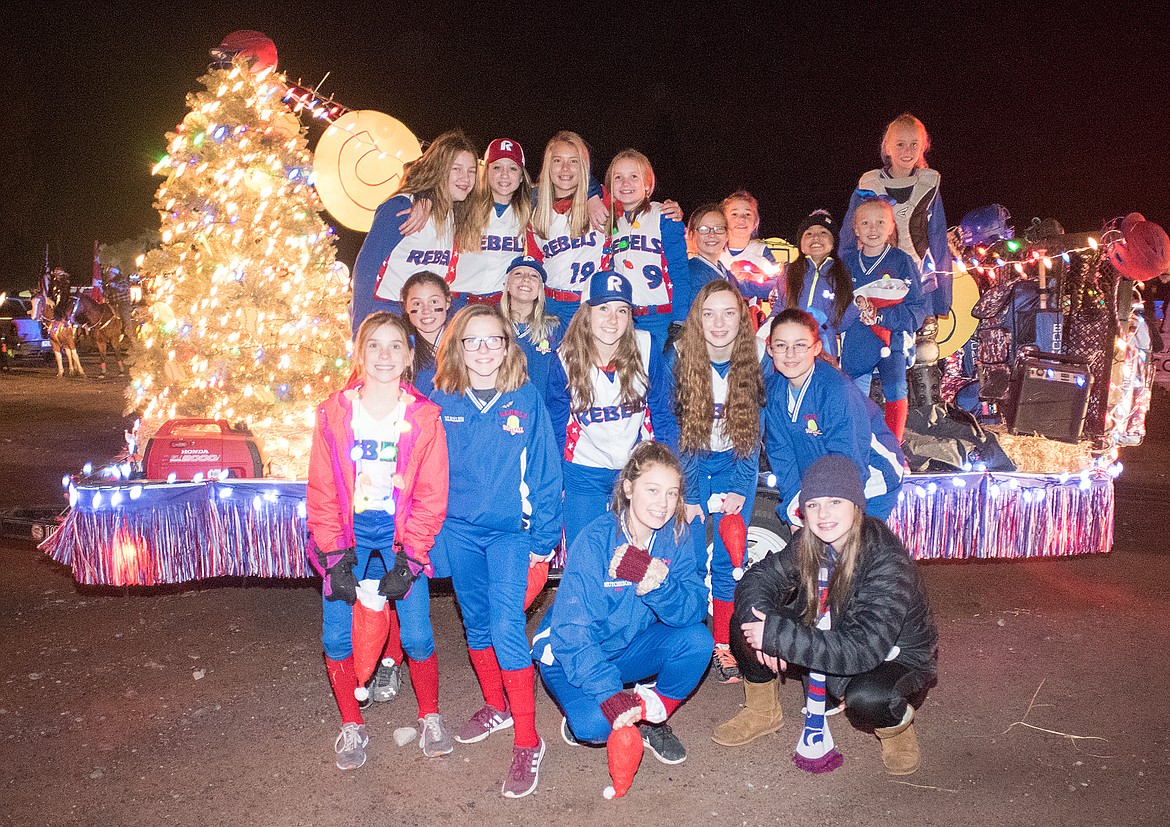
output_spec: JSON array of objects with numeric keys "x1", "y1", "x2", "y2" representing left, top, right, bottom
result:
[{"x1": 1, "y1": 359, "x2": 1166, "y2": 826}]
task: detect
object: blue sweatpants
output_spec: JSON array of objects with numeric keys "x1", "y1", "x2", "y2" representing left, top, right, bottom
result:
[
  {"x1": 851, "y1": 349, "x2": 911, "y2": 402},
  {"x1": 562, "y1": 462, "x2": 619, "y2": 550},
  {"x1": 689, "y1": 449, "x2": 758, "y2": 603},
  {"x1": 442, "y1": 519, "x2": 533, "y2": 670},
  {"x1": 321, "y1": 510, "x2": 435, "y2": 661},
  {"x1": 538, "y1": 621, "x2": 713, "y2": 744}
]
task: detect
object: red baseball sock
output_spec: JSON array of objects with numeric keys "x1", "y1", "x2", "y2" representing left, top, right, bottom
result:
[
  {"x1": 408, "y1": 653, "x2": 440, "y2": 718},
  {"x1": 468, "y1": 646, "x2": 507, "y2": 711},
  {"x1": 380, "y1": 610, "x2": 404, "y2": 664},
  {"x1": 502, "y1": 666, "x2": 540, "y2": 748},
  {"x1": 884, "y1": 398, "x2": 908, "y2": 443},
  {"x1": 325, "y1": 656, "x2": 363, "y2": 726},
  {"x1": 712, "y1": 598, "x2": 735, "y2": 647},
  {"x1": 654, "y1": 689, "x2": 683, "y2": 718}
]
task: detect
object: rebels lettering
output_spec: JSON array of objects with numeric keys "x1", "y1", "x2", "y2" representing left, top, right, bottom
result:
[
  {"x1": 543, "y1": 235, "x2": 599, "y2": 257},
  {"x1": 626, "y1": 235, "x2": 664, "y2": 255},
  {"x1": 405, "y1": 249, "x2": 452, "y2": 266},
  {"x1": 481, "y1": 235, "x2": 525, "y2": 253},
  {"x1": 573, "y1": 401, "x2": 645, "y2": 424}
]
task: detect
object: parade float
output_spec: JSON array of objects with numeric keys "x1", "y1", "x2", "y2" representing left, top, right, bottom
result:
[{"x1": 38, "y1": 32, "x2": 1166, "y2": 587}]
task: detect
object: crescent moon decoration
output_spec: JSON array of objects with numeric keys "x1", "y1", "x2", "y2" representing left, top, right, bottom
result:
[
  {"x1": 312, "y1": 110, "x2": 423, "y2": 232},
  {"x1": 936, "y1": 270, "x2": 980, "y2": 359}
]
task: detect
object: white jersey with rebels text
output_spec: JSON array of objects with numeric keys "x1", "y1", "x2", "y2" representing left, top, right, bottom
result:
[
  {"x1": 452, "y1": 203, "x2": 526, "y2": 295},
  {"x1": 563, "y1": 329, "x2": 655, "y2": 469},
  {"x1": 373, "y1": 194, "x2": 455, "y2": 302},
  {"x1": 531, "y1": 211, "x2": 605, "y2": 294},
  {"x1": 606, "y1": 203, "x2": 674, "y2": 308}
]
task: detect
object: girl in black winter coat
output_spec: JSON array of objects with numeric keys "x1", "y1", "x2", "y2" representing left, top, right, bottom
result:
[{"x1": 712, "y1": 454, "x2": 937, "y2": 775}]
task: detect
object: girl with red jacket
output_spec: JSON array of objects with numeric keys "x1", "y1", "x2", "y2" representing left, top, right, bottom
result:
[{"x1": 306, "y1": 311, "x2": 451, "y2": 770}]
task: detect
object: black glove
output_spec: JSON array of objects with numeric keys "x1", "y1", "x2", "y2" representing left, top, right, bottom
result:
[
  {"x1": 318, "y1": 546, "x2": 358, "y2": 605},
  {"x1": 378, "y1": 548, "x2": 419, "y2": 601}
]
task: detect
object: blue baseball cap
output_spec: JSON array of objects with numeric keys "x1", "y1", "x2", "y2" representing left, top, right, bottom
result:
[
  {"x1": 506, "y1": 255, "x2": 547, "y2": 283},
  {"x1": 585, "y1": 269, "x2": 633, "y2": 306}
]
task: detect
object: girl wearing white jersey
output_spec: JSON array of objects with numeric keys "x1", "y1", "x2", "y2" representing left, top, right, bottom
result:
[
  {"x1": 545, "y1": 270, "x2": 679, "y2": 547},
  {"x1": 601, "y1": 150, "x2": 689, "y2": 355},
  {"x1": 351, "y1": 131, "x2": 478, "y2": 331}
]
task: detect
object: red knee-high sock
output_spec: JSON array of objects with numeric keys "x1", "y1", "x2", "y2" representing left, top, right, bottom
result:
[
  {"x1": 885, "y1": 398, "x2": 908, "y2": 443},
  {"x1": 468, "y1": 646, "x2": 507, "y2": 711},
  {"x1": 325, "y1": 656, "x2": 364, "y2": 726},
  {"x1": 712, "y1": 598, "x2": 735, "y2": 647},
  {"x1": 502, "y1": 666, "x2": 539, "y2": 748},
  {"x1": 654, "y1": 690, "x2": 683, "y2": 718},
  {"x1": 408, "y1": 653, "x2": 440, "y2": 718},
  {"x1": 381, "y1": 610, "x2": 404, "y2": 664}
]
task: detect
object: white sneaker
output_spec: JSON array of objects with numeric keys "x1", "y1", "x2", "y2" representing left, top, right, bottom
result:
[
  {"x1": 334, "y1": 723, "x2": 368, "y2": 770},
  {"x1": 419, "y1": 713, "x2": 454, "y2": 757}
]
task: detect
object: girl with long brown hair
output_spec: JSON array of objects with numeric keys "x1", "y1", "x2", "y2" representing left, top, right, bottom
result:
[
  {"x1": 545, "y1": 269, "x2": 678, "y2": 546},
  {"x1": 351, "y1": 130, "x2": 478, "y2": 328},
  {"x1": 668, "y1": 279, "x2": 764, "y2": 683}
]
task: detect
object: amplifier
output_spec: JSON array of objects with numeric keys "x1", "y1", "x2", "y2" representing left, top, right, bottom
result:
[{"x1": 1004, "y1": 350, "x2": 1092, "y2": 442}]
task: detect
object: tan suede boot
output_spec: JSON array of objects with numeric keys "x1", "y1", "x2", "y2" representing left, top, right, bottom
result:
[
  {"x1": 711, "y1": 679, "x2": 784, "y2": 746},
  {"x1": 875, "y1": 706, "x2": 920, "y2": 775}
]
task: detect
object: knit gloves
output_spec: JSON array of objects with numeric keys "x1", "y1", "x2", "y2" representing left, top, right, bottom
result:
[
  {"x1": 318, "y1": 546, "x2": 358, "y2": 605},
  {"x1": 608, "y1": 545, "x2": 669, "y2": 596},
  {"x1": 600, "y1": 691, "x2": 645, "y2": 729},
  {"x1": 378, "y1": 547, "x2": 419, "y2": 601}
]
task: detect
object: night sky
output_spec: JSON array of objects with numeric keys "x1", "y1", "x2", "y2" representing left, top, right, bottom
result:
[{"x1": 3, "y1": 2, "x2": 1167, "y2": 290}]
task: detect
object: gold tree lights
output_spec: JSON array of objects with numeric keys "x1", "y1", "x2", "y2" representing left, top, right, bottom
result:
[{"x1": 132, "y1": 61, "x2": 352, "y2": 478}]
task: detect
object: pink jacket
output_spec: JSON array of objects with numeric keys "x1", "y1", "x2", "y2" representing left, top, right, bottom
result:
[{"x1": 305, "y1": 381, "x2": 448, "y2": 576}]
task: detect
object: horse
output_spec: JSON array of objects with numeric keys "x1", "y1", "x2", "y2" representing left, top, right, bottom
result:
[
  {"x1": 31, "y1": 292, "x2": 85, "y2": 377},
  {"x1": 71, "y1": 292, "x2": 126, "y2": 377}
]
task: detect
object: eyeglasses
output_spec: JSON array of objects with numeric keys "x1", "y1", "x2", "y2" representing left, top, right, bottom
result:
[
  {"x1": 695, "y1": 225, "x2": 728, "y2": 236},
  {"x1": 461, "y1": 335, "x2": 505, "y2": 352},
  {"x1": 771, "y1": 342, "x2": 812, "y2": 355}
]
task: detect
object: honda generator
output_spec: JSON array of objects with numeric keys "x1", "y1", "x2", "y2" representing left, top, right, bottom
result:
[{"x1": 143, "y1": 418, "x2": 265, "y2": 480}]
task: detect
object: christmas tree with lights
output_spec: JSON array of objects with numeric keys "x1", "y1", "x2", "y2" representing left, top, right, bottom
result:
[{"x1": 132, "y1": 59, "x2": 351, "y2": 478}]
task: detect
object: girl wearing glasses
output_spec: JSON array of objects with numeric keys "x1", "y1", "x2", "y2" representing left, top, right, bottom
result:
[
  {"x1": 430, "y1": 304, "x2": 563, "y2": 798},
  {"x1": 400, "y1": 271, "x2": 453, "y2": 398},
  {"x1": 763, "y1": 308, "x2": 904, "y2": 527},
  {"x1": 602, "y1": 149, "x2": 689, "y2": 354},
  {"x1": 669, "y1": 280, "x2": 765, "y2": 683},
  {"x1": 546, "y1": 270, "x2": 679, "y2": 547},
  {"x1": 686, "y1": 203, "x2": 735, "y2": 289}
]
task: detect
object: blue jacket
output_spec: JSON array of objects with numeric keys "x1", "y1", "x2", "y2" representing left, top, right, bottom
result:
[
  {"x1": 786, "y1": 257, "x2": 860, "y2": 360},
  {"x1": 513, "y1": 320, "x2": 562, "y2": 397},
  {"x1": 532, "y1": 512, "x2": 706, "y2": 702},
  {"x1": 840, "y1": 244, "x2": 927, "y2": 376},
  {"x1": 763, "y1": 360, "x2": 904, "y2": 522},
  {"x1": 430, "y1": 381, "x2": 563, "y2": 554}
]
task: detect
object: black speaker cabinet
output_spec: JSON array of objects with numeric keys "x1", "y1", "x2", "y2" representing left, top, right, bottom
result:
[{"x1": 1004, "y1": 350, "x2": 1092, "y2": 442}]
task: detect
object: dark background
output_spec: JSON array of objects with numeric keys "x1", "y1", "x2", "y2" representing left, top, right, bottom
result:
[{"x1": 3, "y1": 2, "x2": 1167, "y2": 289}]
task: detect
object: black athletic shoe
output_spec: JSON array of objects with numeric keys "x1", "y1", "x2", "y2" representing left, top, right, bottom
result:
[{"x1": 639, "y1": 722, "x2": 686, "y2": 765}]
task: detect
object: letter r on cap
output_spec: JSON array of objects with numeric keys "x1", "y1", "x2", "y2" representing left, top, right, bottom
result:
[{"x1": 608, "y1": 275, "x2": 622, "y2": 292}]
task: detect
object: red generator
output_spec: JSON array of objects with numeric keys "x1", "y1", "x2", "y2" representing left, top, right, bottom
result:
[{"x1": 143, "y1": 418, "x2": 265, "y2": 480}]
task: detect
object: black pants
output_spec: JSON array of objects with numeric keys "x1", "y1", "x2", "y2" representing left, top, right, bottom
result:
[{"x1": 729, "y1": 605, "x2": 928, "y2": 729}]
